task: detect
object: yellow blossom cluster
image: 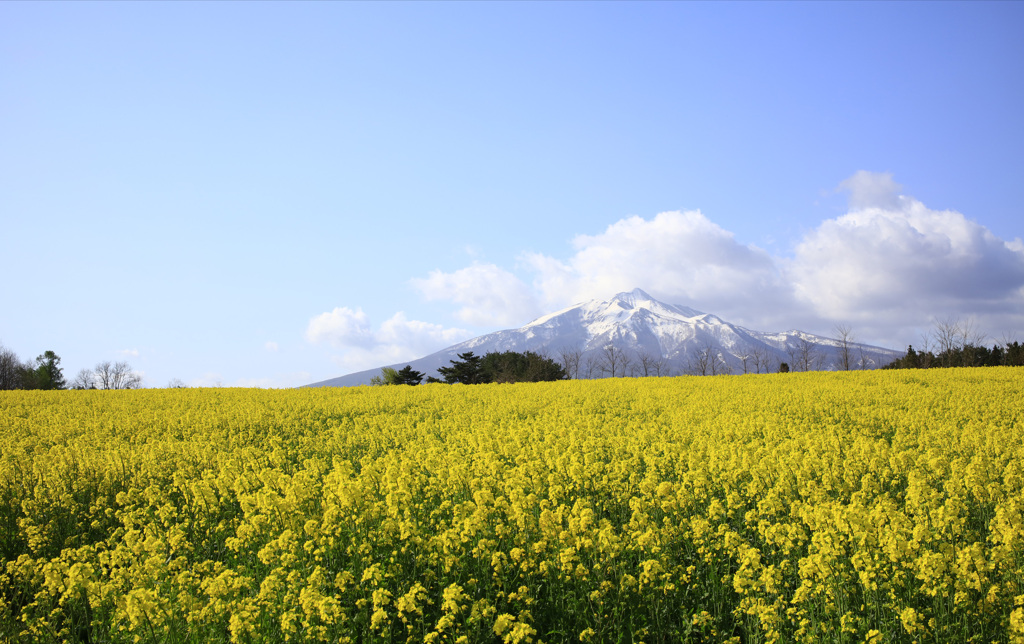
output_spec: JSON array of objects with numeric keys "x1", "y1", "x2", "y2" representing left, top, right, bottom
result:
[{"x1": 1, "y1": 367, "x2": 1022, "y2": 642}]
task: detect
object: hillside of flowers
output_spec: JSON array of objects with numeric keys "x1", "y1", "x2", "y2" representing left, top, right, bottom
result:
[{"x1": 1, "y1": 368, "x2": 1023, "y2": 643}]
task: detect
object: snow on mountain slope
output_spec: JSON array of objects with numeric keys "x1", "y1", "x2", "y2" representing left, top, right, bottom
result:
[{"x1": 305, "y1": 288, "x2": 901, "y2": 387}]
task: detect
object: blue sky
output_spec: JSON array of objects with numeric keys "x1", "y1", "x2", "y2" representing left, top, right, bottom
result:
[{"x1": 3, "y1": 1, "x2": 1023, "y2": 387}]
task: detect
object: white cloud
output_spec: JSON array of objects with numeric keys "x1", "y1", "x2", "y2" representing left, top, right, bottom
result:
[
  {"x1": 410, "y1": 262, "x2": 541, "y2": 326},
  {"x1": 265, "y1": 341, "x2": 279, "y2": 352},
  {"x1": 377, "y1": 312, "x2": 469, "y2": 352},
  {"x1": 406, "y1": 172, "x2": 1024, "y2": 348},
  {"x1": 522, "y1": 210, "x2": 793, "y2": 328},
  {"x1": 838, "y1": 170, "x2": 904, "y2": 210},
  {"x1": 789, "y1": 193, "x2": 1024, "y2": 339},
  {"x1": 306, "y1": 309, "x2": 470, "y2": 374},
  {"x1": 408, "y1": 213, "x2": 791, "y2": 329},
  {"x1": 118, "y1": 348, "x2": 140, "y2": 358},
  {"x1": 305, "y1": 306, "x2": 375, "y2": 348}
]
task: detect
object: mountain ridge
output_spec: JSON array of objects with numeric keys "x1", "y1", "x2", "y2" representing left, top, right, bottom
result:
[{"x1": 306, "y1": 288, "x2": 901, "y2": 387}]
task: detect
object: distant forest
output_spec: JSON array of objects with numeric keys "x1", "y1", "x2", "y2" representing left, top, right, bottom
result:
[
  {"x1": 0, "y1": 345, "x2": 145, "y2": 391},
  {"x1": 884, "y1": 341, "x2": 1024, "y2": 370},
  {"x1": 374, "y1": 351, "x2": 567, "y2": 386},
  {"x1": 377, "y1": 318, "x2": 1024, "y2": 386},
  {"x1": 883, "y1": 317, "x2": 1024, "y2": 370}
]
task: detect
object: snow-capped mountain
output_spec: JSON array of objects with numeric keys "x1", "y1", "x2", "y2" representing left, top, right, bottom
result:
[{"x1": 306, "y1": 289, "x2": 901, "y2": 387}]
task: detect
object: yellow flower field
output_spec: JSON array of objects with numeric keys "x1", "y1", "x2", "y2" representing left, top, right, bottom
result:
[{"x1": 1, "y1": 368, "x2": 1023, "y2": 643}]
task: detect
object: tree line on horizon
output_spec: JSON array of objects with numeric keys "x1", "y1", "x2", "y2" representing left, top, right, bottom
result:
[
  {"x1": 373, "y1": 350, "x2": 568, "y2": 386},
  {"x1": 0, "y1": 344, "x2": 146, "y2": 391},
  {"x1": 5, "y1": 315, "x2": 1018, "y2": 392},
  {"x1": 372, "y1": 317, "x2": 1022, "y2": 386},
  {"x1": 884, "y1": 341, "x2": 1024, "y2": 369},
  {"x1": 881, "y1": 316, "x2": 1024, "y2": 370}
]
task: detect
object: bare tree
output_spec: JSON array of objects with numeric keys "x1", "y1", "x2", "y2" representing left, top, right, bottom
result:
[
  {"x1": 927, "y1": 315, "x2": 986, "y2": 367},
  {"x1": 997, "y1": 332, "x2": 1020, "y2": 367},
  {"x1": 751, "y1": 346, "x2": 771, "y2": 374},
  {"x1": 634, "y1": 348, "x2": 664, "y2": 378},
  {"x1": 787, "y1": 344, "x2": 802, "y2": 372},
  {"x1": 95, "y1": 361, "x2": 143, "y2": 390},
  {"x1": 582, "y1": 355, "x2": 600, "y2": 379},
  {"x1": 738, "y1": 350, "x2": 751, "y2": 374},
  {"x1": 167, "y1": 378, "x2": 188, "y2": 388},
  {"x1": 959, "y1": 317, "x2": 986, "y2": 367},
  {"x1": 917, "y1": 333, "x2": 935, "y2": 369},
  {"x1": 651, "y1": 356, "x2": 668, "y2": 376},
  {"x1": 687, "y1": 343, "x2": 713, "y2": 376},
  {"x1": 619, "y1": 349, "x2": 632, "y2": 377},
  {"x1": 597, "y1": 344, "x2": 629, "y2": 378},
  {"x1": 932, "y1": 316, "x2": 962, "y2": 367},
  {"x1": 833, "y1": 323, "x2": 855, "y2": 371},
  {"x1": 687, "y1": 343, "x2": 730, "y2": 376},
  {"x1": 71, "y1": 368, "x2": 97, "y2": 390},
  {"x1": 0, "y1": 344, "x2": 23, "y2": 390},
  {"x1": 857, "y1": 347, "x2": 875, "y2": 370},
  {"x1": 94, "y1": 362, "x2": 114, "y2": 389},
  {"x1": 712, "y1": 350, "x2": 732, "y2": 375},
  {"x1": 959, "y1": 317, "x2": 985, "y2": 347},
  {"x1": 812, "y1": 340, "x2": 827, "y2": 370},
  {"x1": 557, "y1": 346, "x2": 583, "y2": 380},
  {"x1": 791, "y1": 338, "x2": 821, "y2": 372}
]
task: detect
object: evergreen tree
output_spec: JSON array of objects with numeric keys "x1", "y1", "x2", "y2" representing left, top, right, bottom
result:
[
  {"x1": 905, "y1": 345, "x2": 920, "y2": 368},
  {"x1": 883, "y1": 340, "x2": 1024, "y2": 370},
  {"x1": 480, "y1": 351, "x2": 566, "y2": 383},
  {"x1": 395, "y1": 365, "x2": 424, "y2": 385},
  {"x1": 436, "y1": 351, "x2": 567, "y2": 384},
  {"x1": 1006, "y1": 341, "x2": 1024, "y2": 366},
  {"x1": 32, "y1": 350, "x2": 66, "y2": 390},
  {"x1": 437, "y1": 352, "x2": 486, "y2": 384}
]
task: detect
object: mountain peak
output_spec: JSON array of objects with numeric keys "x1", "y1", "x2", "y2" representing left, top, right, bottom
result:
[
  {"x1": 602, "y1": 288, "x2": 706, "y2": 320},
  {"x1": 608, "y1": 288, "x2": 657, "y2": 310},
  {"x1": 307, "y1": 289, "x2": 902, "y2": 386},
  {"x1": 612, "y1": 287, "x2": 655, "y2": 302}
]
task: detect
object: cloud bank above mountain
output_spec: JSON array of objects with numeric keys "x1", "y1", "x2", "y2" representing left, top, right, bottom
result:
[
  {"x1": 410, "y1": 263, "x2": 542, "y2": 326},
  {"x1": 308, "y1": 172, "x2": 1024, "y2": 367},
  {"x1": 306, "y1": 308, "x2": 470, "y2": 373},
  {"x1": 522, "y1": 210, "x2": 791, "y2": 325}
]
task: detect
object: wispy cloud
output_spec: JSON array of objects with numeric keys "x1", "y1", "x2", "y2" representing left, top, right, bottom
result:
[
  {"x1": 410, "y1": 262, "x2": 542, "y2": 326},
  {"x1": 306, "y1": 309, "x2": 470, "y2": 373},
  {"x1": 837, "y1": 170, "x2": 904, "y2": 210}
]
